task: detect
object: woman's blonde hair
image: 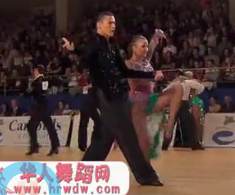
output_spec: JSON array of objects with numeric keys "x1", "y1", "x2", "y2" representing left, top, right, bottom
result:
[{"x1": 127, "y1": 35, "x2": 147, "y2": 59}]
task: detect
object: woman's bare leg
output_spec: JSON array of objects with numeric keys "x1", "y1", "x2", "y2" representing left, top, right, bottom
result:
[
  {"x1": 166, "y1": 85, "x2": 183, "y2": 136},
  {"x1": 153, "y1": 84, "x2": 183, "y2": 136},
  {"x1": 131, "y1": 102, "x2": 149, "y2": 160}
]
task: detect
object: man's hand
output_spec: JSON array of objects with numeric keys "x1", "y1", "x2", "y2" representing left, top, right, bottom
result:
[
  {"x1": 155, "y1": 71, "x2": 164, "y2": 81},
  {"x1": 62, "y1": 37, "x2": 75, "y2": 51}
]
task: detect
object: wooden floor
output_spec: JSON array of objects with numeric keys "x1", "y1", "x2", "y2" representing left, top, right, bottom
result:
[{"x1": 0, "y1": 147, "x2": 234, "y2": 195}]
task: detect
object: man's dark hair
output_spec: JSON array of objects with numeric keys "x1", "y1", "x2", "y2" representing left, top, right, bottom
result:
[
  {"x1": 34, "y1": 65, "x2": 45, "y2": 74},
  {"x1": 96, "y1": 11, "x2": 114, "y2": 22}
]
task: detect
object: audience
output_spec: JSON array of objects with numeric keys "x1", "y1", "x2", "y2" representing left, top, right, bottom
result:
[
  {"x1": 0, "y1": 0, "x2": 235, "y2": 114},
  {"x1": 221, "y1": 95, "x2": 235, "y2": 113},
  {"x1": 209, "y1": 96, "x2": 222, "y2": 113},
  {"x1": 54, "y1": 100, "x2": 66, "y2": 115},
  {"x1": 0, "y1": 103, "x2": 12, "y2": 116}
]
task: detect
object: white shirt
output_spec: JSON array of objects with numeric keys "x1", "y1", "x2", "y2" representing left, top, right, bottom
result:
[
  {"x1": 182, "y1": 79, "x2": 205, "y2": 100},
  {"x1": 163, "y1": 79, "x2": 205, "y2": 101}
]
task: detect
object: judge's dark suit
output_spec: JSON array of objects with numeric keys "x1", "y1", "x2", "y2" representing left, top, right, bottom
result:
[
  {"x1": 26, "y1": 75, "x2": 60, "y2": 151},
  {"x1": 78, "y1": 87, "x2": 101, "y2": 151},
  {"x1": 12, "y1": 107, "x2": 24, "y2": 116}
]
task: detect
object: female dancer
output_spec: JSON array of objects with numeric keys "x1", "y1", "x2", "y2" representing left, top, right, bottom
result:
[
  {"x1": 126, "y1": 30, "x2": 183, "y2": 160},
  {"x1": 127, "y1": 42, "x2": 205, "y2": 159}
]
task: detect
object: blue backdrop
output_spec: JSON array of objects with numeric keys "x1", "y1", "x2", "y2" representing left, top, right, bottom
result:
[
  {"x1": 198, "y1": 88, "x2": 235, "y2": 112},
  {"x1": 0, "y1": 88, "x2": 234, "y2": 114},
  {"x1": 0, "y1": 93, "x2": 86, "y2": 114}
]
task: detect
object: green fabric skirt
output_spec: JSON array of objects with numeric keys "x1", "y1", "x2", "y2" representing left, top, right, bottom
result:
[{"x1": 145, "y1": 93, "x2": 165, "y2": 159}]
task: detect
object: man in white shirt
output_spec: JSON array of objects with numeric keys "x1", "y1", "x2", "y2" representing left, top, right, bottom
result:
[{"x1": 162, "y1": 73, "x2": 205, "y2": 150}]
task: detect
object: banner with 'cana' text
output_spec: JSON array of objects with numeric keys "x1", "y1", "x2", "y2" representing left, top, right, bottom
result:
[{"x1": 0, "y1": 116, "x2": 71, "y2": 147}]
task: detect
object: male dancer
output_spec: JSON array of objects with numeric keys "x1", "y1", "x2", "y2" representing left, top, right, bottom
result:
[
  {"x1": 162, "y1": 73, "x2": 205, "y2": 150},
  {"x1": 25, "y1": 65, "x2": 60, "y2": 156},
  {"x1": 63, "y1": 11, "x2": 163, "y2": 186}
]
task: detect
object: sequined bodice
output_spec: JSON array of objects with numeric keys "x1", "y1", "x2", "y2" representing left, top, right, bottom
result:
[
  {"x1": 132, "y1": 60, "x2": 154, "y2": 72},
  {"x1": 129, "y1": 60, "x2": 155, "y2": 95}
]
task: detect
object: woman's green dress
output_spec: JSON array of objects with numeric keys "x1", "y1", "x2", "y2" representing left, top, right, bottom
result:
[
  {"x1": 145, "y1": 93, "x2": 165, "y2": 159},
  {"x1": 146, "y1": 94, "x2": 205, "y2": 159},
  {"x1": 190, "y1": 96, "x2": 205, "y2": 126}
]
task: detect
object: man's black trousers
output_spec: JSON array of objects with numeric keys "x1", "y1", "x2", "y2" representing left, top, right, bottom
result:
[
  {"x1": 27, "y1": 104, "x2": 60, "y2": 149},
  {"x1": 162, "y1": 100, "x2": 199, "y2": 149},
  {"x1": 78, "y1": 87, "x2": 101, "y2": 150},
  {"x1": 82, "y1": 88, "x2": 159, "y2": 184}
]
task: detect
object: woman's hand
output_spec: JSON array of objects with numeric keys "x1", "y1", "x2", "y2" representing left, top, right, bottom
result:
[
  {"x1": 154, "y1": 71, "x2": 164, "y2": 81},
  {"x1": 154, "y1": 29, "x2": 166, "y2": 42}
]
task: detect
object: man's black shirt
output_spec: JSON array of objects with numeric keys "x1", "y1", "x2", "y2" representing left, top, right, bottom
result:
[
  {"x1": 75, "y1": 34, "x2": 155, "y2": 100},
  {"x1": 30, "y1": 75, "x2": 48, "y2": 106}
]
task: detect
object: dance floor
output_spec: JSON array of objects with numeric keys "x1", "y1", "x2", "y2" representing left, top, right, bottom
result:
[{"x1": 0, "y1": 147, "x2": 234, "y2": 195}]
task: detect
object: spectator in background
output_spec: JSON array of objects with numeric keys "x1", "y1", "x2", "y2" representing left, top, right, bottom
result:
[
  {"x1": 0, "y1": 103, "x2": 12, "y2": 116},
  {"x1": 204, "y1": 47, "x2": 219, "y2": 66},
  {"x1": 220, "y1": 48, "x2": 231, "y2": 65},
  {"x1": 221, "y1": 55, "x2": 235, "y2": 81},
  {"x1": 63, "y1": 103, "x2": 72, "y2": 115},
  {"x1": 193, "y1": 60, "x2": 204, "y2": 80},
  {"x1": 209, "y1": 96, "x2": 221, "y2": 113},
  {"x1": 221, "y1": 95, "x2": 235, "y2": 113},
  {"x1": 64, "y1": 65, "x2": 81, "y2": 95},
  {"x1": 190, "y1": 47, "x2": 204, "y2": 65},
  {"x1": 11, "y1": 99, "x2": 23, "y2": 116},
  {"x1": 78, "y1": 70, "x2": 89, "y2": 93},
  {"x1": 203, "y1": 59, "x2": 219, "y2": 81},
  {"x1": 47, "y1": 57, "x2": 62, "y2": 75},
  {"x1": 8, "y1": 69, "x2": 20, "y2": 90},
  {"x1": 54, "y1": 101, "x2": 65, "y2": 115},
  {"x1": 178, "y1": 40, "x2": 191, "y2": 66},
  {"x1": 163, "y1": 38, "x2": 177, "y2": 55},
  {"x1": 217, "y1": 36, "x2": 231, "y2": 55},
  {"x1": 204, "y1": 27, "x2": 217, "y2": 48}
]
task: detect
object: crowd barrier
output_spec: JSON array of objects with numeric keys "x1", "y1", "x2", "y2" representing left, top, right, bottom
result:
[
  {"x1": 203, "y1": 113, "x2": 235, "y2": 147},
  {"x1": 1, "y1": 113, "x2": 235, "y2": 148},
  {"x1": 0, "y1": 115, "x2": 95, "y2": 148},
  {"x1": 0, "y1": 114, "x2": 176, "y2": 149}
]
